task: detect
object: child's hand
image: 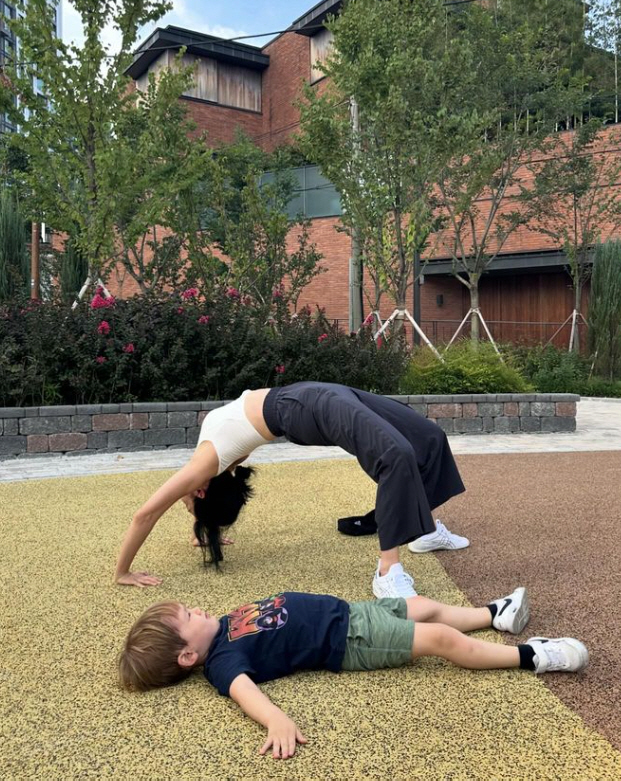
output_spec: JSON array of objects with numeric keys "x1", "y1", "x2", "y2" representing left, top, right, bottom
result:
[
  {"x1": 115, "y1": 571, "x2": 163, "y2": 588},
  {"x1": 260, "y1": 713, "x2": 308, "y2": 759}
]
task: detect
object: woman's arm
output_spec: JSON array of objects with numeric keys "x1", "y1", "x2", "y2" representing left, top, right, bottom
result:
[
  {"x1": 229, "y1": 674, "x2": 308, "y2": 759},
  {"x1": 114, "y1": 442, "x2": 219, "y2": 586}
]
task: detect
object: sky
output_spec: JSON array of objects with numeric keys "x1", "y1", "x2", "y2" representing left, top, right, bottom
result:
[{"x1": 61, "y1": 0, "x2": 318, "y2": 52}]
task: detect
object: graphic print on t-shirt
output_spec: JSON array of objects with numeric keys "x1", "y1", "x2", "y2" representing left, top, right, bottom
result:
[{"x1": 227, "y1": 594, "x2": 289, "y2": 641}]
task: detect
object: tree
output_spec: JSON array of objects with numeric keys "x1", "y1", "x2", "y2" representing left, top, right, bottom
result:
[
  {"x1": 4, "y1": 0, "x2": 211, "y2": 293},
  {"x1": 0, "y1": 186, "x2": 28, "y2": 301},
  {"x1": 588, "y1": 240, "x2": 621, "y2": 379},
  {"x1": 587, "y1": 0, "x2": 621, "y2": 123},
  {"x1": 298, "y1": 0, "x2": 482, "y2": 335},
  {"x1": 431, "y1": 0, "x2": 581, "y2": 343},
  {"x1": 190, "y1": 137, "x2": 324, "y2": 312},
  {"x1": 528, "y1": 119, "x2": 621, "y2": 351}
]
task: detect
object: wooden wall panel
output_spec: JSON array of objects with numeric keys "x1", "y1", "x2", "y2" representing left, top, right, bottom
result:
[
  {"x1": 218, "y1": 63, "x2": 261, "y2": 112},
  {"x1": 310, "y1": 29, "x2": 333, "y2": 84}
]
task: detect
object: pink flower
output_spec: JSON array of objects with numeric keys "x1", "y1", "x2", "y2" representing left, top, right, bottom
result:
[
  {"x1": 363, "y1": 313, "x2": 374, "y2": 326},
  {"x1": 177, "y1": 307, "x2": 185, "y2": 314},
  {"x1": 181, "y1": 288, "x2": 199, "y2": 300},
  {"x1": 272, "y1": 288, "x2": 283, "y2": 301},
  {"x1": 275, "y1": 364, "x2": 285, "y2": 374},
  {"x1": 122, "y1": 343, "x2": 135, "y2": 354},
  {"x1": 197, "y1": 315, "x2": 210, "y2": 324},
  {"x1": 95, "y1": 356, "x2": 106, "y2": 364},
  {"x1": 318, "y1": 333, "x2": 328, "y2": 343},
  {"x1": 97, "y1": 320, "x2": 110, "y2": 336},
  {"x1": 377, "y1": 336, "x2": 384, "y2": 348},
  {"x1": 226, "y1": 286, "x2": 240, "y2": 300},
  {"x1": 90, "y1": 293, "x2": 116, "y2": 309}
]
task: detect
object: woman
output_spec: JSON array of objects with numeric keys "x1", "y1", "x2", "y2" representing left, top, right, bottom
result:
[{"x1": 115, "y1": 382, "x2": 469, "y2": 597}]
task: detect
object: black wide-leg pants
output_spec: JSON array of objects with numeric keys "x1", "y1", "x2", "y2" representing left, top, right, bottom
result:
[{"x1": 263, "y1": 382, "x2": 466, "y2": 551}]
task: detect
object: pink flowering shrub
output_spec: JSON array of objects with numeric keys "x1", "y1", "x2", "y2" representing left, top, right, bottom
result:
[
  {"x1": 180, "y1": 288, "x2": 199, "y2": 300},
  {"x1": 97, "y1": 321, "x2": 110, "y2": 336}
]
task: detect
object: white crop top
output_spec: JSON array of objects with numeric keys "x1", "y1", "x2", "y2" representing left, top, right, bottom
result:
[{"x1": 197, "y1": 390, "x2": 271, "y2": 475}]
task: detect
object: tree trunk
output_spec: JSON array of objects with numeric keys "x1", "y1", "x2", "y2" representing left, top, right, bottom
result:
[
  {"x1": 571, "y1": 281, "x2": 583, "y2": 353},
  {"x1": 469, "y1": 275, "x2": 480, "y2": 344}
]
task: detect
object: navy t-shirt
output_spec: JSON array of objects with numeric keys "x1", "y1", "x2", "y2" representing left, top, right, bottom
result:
[{"x1": 203, "y1": 592, "x2": 350, "y2": 696}]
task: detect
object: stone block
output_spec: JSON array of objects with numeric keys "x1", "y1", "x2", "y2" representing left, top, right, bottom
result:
[
  {"x1": 428, "y1": 403, "x2": 462, "y2": 418},
  {"x1": 168, "y1": 411, "x2": 197, "y2": 429},
  {"x1": 144, "y1": 428, "x2": 186, "y2": 447},
  {"x1": 20, "y1": 416, "x2": 71, "y2": 435},
  {"x1": 27, "y1": 435, "x2": 49, "y2": 453},
  {"x1": 454, "y1": 417, "x2": 483, "y2": 434},
  {"x1": 556, "y1": 402, "x2": 577, "y2": 417},
  {"x1": 168, "y1": 401, "x2": 201, "y2": 411},
  {"x1": 130, "y1": 413, "x2": 149, "y2": 430},
  {"x1": 72, "y1": 415, "x2": 92, "y2": 433},
  {"x1": 0, "y1": 407, "x2": 25, "y2": 418},
  {"x1": 39, "y1": 405, "x2": 76, "y2": 417},
  {"x1": 453, "y1": 395, "x2": 473, "y2": 402},
  {"x1": 407, "y1": 396, "x2": 425, "y2": 404},
  {"x1": 462, "y1": 403, "x2": 478, "y2": 418},
  {"x1": 478, "y1": 403, "x2": 503, "y2": 417},
  {"x1": 197, "y1": 411, "x2": 208, "y2": 426},
  {"x1": 531, "y1": 402, "x2": 555, "y2": 417},
  {"x1": 504, "y1": 402, "x2": 519, "y2": 416},
  {"x1": 520, "y1": 416, "x2": 541, "y2": 432},
  {"x1": 92, "y1": 414, "x2": 130, "y2": 431},
  {"x1": 423, "y1": 395, "x2": 454, "y2": 403},
  {"x1": 201, "y1": 401, "x2": 225, "y2": 411},
  {"x1": 119, "y1": 403, "x2": 133, "y2": 413},
  {"x1": 3, "y1": 419, "x2": 18, "y2": 435},
  {"x1": 87, "y1": 432, "x2": 108, "y2": 449},
  {"x1": 518, "y1": 402, "x2": 531, "y2": 417},
  {"x1": 494, "y1": 416, "x2": 520, "y2": 433},
  {"x1": 472, "y1": 394, "x2": 495, "y2": 402},
  {"x1": 133, "y1": 402, "x2": 167, "y2": 412},
  {"x1": 495, "y1": 394, "x2": 514, "y2": 402},
  {"x1": 108, "y1": 430, "x2": 145, "y2": 449},
  {"x1": 482, "y1": 416, "x2": 494, "y2": 433},
  {"x1": 48, "y1": 433, "x2": 87, "y2": 452},
  {"x1": 0, "y1": 436, "x2": 27, "y2": 455},
  {"x1": 149, "y1": 412, "x2": 168, "y2": 429},
  {"x1": 24, "y1": 407, "x2": 39, "y2": 417},
  {"x1": 101, "y1": 404, "x2": 121, "y2": 413},
  {"x1": 435, "y1": 417, "x2": 454, "y2": 433},
  {"x1": 386, "y1": 395, "x2": 409, "y2": 405},
  {"x1": 408, "y1": 404, "x2": 427, "y2": 417},
  {"x1": 75, "y1": 404, "x2": 102, "y2": 414},
  {"x1": 187, "y1": 427, "x2": 200, "y2": 446},
  {"x1": 541, "y1": 416, "x2": 576, "y2": 433}
]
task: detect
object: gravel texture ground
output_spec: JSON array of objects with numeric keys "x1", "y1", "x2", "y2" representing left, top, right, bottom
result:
[{"x1": 1, "y1": 458, "x2": 620, "y2": 780}]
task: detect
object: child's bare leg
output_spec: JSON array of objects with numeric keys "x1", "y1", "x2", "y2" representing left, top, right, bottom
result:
[
  {"x1": 405, "y1": 596, "x2": 492, "y2": 633},
  {"x1": 412, "y1": 622, "x2": 520, "y2": 670}
]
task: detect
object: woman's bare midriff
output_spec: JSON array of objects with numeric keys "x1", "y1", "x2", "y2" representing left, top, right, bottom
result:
[{"x1": 244, "y1": 388, "x2": 276, "y2": 441}]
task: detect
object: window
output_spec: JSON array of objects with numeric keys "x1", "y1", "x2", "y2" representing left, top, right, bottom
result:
[{"x1": 262, "y1": 166, "x2": 342, "y2": 219}]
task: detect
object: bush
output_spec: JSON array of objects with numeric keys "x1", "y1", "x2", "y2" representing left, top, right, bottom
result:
[
  {"x1": 507, "y1": 344, "x2": 589, "y2": 394},
  {"x1": 400, "y1": 341, "x2": 532, "y2": 395},
  {"x1": 0, "y1": 291, "x2": 409, "y2": 406}
]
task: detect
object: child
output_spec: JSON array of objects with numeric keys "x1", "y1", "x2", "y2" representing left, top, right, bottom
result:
[{"x1": 118, "y1": 586, "x2": 588, "y2": 760}]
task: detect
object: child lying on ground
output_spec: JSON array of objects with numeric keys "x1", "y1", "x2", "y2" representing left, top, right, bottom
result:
[{"x1": 118, "y1": 586, "x2": 588, "y2": 760}]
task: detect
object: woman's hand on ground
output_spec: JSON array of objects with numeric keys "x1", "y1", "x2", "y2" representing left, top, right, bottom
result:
[
  {"x1": 260, "y1": 713, "x2": 308, "y2": 759},
  {"x1": 115, "y1": 571, "x2": 163, "y2": 588}
]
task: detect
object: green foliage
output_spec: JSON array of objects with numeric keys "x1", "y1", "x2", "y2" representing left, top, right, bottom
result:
[
  {"x1": 0, "y1": 187, "x2": 28, "y2": 302},
  {"x1": 587, "y1": 240, "x2": 621, "y2": 380},
  {"x1": 4, "y1": 0, "x2": 210, "y2": 288},
  {"x1": 52, "y1": 237, "x2": 89, "y2": 304},
  {"x1": 0, "y1": 293, "x2": 409, "y2": 406},
  {"x1": 507, "y1": 344, "x2": 590, "y2": 393},
  {"x1": 400, "y1": 341, "x2": 532, "y2": 395}
]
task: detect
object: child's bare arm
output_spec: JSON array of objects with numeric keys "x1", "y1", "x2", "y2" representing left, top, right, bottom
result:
[{"x1": 229, "y1": 674, "x2": 308, "y2": 759}]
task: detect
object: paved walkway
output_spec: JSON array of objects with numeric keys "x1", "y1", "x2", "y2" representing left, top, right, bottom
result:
[{"x1": 1, "y1": 397, "x2": 619, "y2": 483}]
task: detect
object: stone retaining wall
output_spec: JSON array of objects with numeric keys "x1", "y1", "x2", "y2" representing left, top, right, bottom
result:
[{"x1": 0, "y1": 393, "x2": 579, "y2": 458}]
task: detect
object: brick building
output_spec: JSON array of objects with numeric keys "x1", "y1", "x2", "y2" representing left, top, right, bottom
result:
[{"x1": 124, "y1": 0, "x2": 621, "y2": 346}]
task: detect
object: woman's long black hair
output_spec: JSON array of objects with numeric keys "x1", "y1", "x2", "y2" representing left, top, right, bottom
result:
[{"x1": 193, "y1": 465, "x2": 255, "y2": 567}]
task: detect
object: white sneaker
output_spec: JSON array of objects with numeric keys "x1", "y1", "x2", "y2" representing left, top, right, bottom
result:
[
  {"x1": 372, "y1": 562, "x2": 417, "y2": 598},
  {"x1": 408, "y1": 520, "x2": 470, "y2": 553},
  {"x1": 489, "y1": 587, "x2": 529, "y2": 634},
  {"x1": 527, "y1": 637, "x2": 589, "y2": 674}
]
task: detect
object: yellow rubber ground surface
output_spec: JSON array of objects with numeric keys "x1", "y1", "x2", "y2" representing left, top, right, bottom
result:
[{"x1": 2, "y1": 460, "x2": 620, "y2": 780}]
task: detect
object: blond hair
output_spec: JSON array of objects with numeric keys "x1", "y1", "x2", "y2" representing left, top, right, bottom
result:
[{"x1": 118, "y1": 601, "x2": 193, "y2": 691}]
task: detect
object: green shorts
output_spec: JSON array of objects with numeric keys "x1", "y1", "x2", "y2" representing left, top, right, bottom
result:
[{"x1": 341, "y1": 598, "x2": 415, "y2": 672}]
